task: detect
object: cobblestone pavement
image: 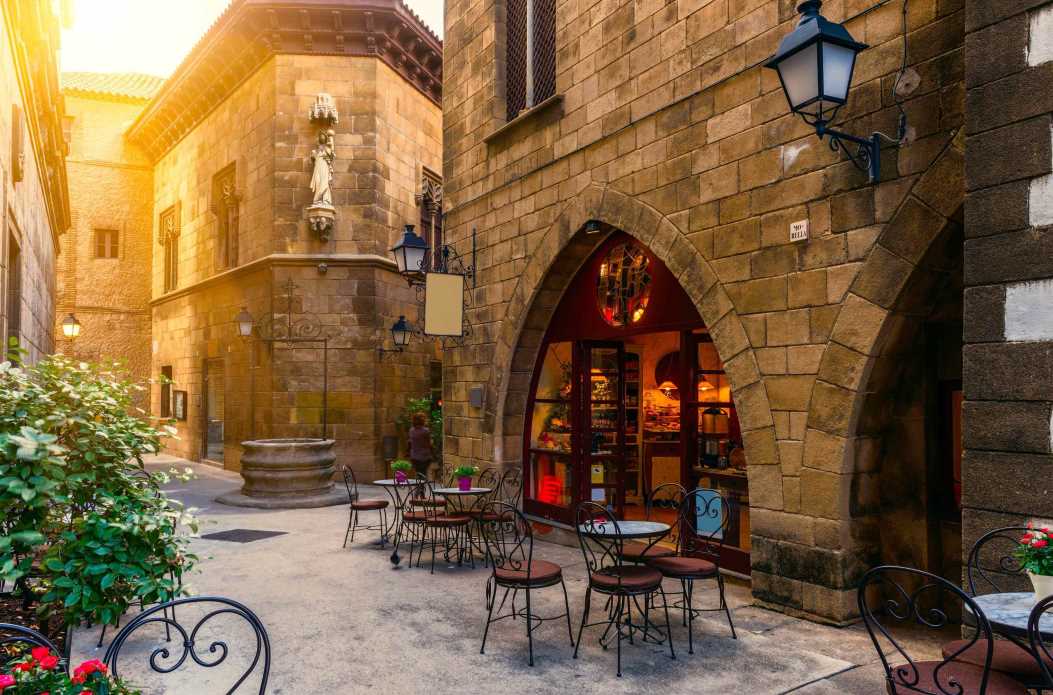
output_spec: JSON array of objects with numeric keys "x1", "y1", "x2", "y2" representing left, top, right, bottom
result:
[{"x1": 71, "y1": 456, "x2": 943, "y2": 694}]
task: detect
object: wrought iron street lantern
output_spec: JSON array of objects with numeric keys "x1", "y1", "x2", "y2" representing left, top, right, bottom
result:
[
  {"x1": 235, "y1": 307, "x2": 254, "y2": 338},
  {"x1": 390, "y1": 224, "x2": 429, "y2": 277},
  {"x1": 765, "y1": 0, "x2": 901, "y2": 182},
  {"x1": 61, "y1": 313, "x2": 81, "y2": 340},
  {"x1": 378, "y1": 315, "x2": 414, "y2": 359}
]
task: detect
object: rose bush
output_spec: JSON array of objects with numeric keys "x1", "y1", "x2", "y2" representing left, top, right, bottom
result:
[
  {"x1": 0, "y1": 349, "x2": 197, "y2": 630},
  {"x1": 0, "y1": 648, "x2": 139, "y2": 694},
  {"x1": 1017, "y1": 522, "x2": 1053, "y2": 576}
]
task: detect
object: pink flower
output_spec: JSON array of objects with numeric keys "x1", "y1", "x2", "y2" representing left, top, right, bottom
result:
[
  {"x1": 1035, "y1": 539, "x2": 1049, "y2": 548},
  {"x1": 0, "y1": 674, "x2": 14, "y2": 689}
]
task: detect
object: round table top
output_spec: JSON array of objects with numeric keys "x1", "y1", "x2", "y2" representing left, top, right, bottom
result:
[
  {"x1": 372, "y1": 478, "x2": 421, "y2": 487},
  {"x1": 973, "y1": 592, "x2": 1053, "y2": 639},
  {"x1": 434, "y1": 487, "x2": 492, "y2": 495},
  {"x1": 578, "y1": 520, "x2": 670, "y2": 539}
]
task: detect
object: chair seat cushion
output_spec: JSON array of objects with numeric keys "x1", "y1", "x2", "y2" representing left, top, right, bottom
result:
[
  {"x1": 621, "y1": 541, "x2": 675, "y2": 561},
  {"x1": 590, "y1": 565, "x2": 662, "y2": 592},
  {"x1": 411, "y1": 498, "x2": 446, "y2": 507},
  {"x1": 427, "y1": 515, "x2": 471, "y2": 527},
  {"x1": 942, "y1": 638, "x2": 1053, "y2": 679},
  {"x1": 351, "y1": 499, "x2": 388, "y2": 511},
  {"x1": 402, "y1": 510, "x2": 429, "y2": 522},
  {"x1": 495, "y1": 560, "x2": 562, "y2": 586},
  {"x1": 648, "y1": 555, "x2": 717, "y2": 578},
  {"x1": 887, "y1": 660, "x2": 1028, "y2": 694}
]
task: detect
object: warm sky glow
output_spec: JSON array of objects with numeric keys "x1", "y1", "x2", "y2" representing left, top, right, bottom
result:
[{"x1": 60, "y1": 0, "x2": 444, "y2": 78}]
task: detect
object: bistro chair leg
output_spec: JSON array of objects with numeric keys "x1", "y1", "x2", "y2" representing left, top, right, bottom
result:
[
  {"x1": 616, "y1": 594, "x2": 623, "y2": 677},
  {"x1": 481, "y1": 575, "x2": 496, "y2": 655},
  {"x1": 680, "y1": 578, "x2": 688, "y2": 626},
  {"x1": 560, "y1": 579, "x2": 575, "y2": 647},
  {"x1": 685, "y1": 578, "x2": 695, "y2": 655},
  {"x1": 659, "y1": 586, "x2": 676, "y2": 661},
  {"x1": 525, "y1": 586, "x2": 535, "y2": 666},
  {"x1": 343, "y1": 510, "x2": 353, "y2": 548},
  {"x1": 573, "y1": 586, "x2": 592, "y2": 659},
  {"x1": 718, "y1": 575, "x2": 737, "y2": 639}
]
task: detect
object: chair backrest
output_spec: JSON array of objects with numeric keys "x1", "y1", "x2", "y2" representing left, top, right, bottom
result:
[
  {"x1": 478, "y1": 501, "x2": 533, "y2": 576},
  {"x1": 859, "y1": 565, "x2": 995, "y2": 695},
  {"x1": 103, "y1": 596, "x2": 270, "y2": 694},
  {"x1": 646, "y1": 482, "x2": 687, "y2": 547},
  {"x1": 499, "y1": 467, "x2": 524, "y2": 507},
  {"x1": 676, "y1": 487, "x2": 730, "y2": 564},
  {"x1": 341, "y1": 465, "x2": 358, "y2": 500},
  {"x1": 965, "y1": 526, "x2": 1031, "y2": 596},
  {"x1": 0, "y1": 623, "x2": 64, "y2": 672},
  {"x1": 575, "y1": 501, "x2": 623, "y2": 575},
  {"x1": 1028, "y1": 594, "x2": 1053, "y2": 688}
]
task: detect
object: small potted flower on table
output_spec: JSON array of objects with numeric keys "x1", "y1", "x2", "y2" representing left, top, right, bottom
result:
[
  {"x1": 391, "y1": 459, "x2": 414, "y2": 484},
  {"x1": 1, "y1": 649, "x2": 139, "y2": 694},
  {"x1": 452, "y1": 465, "x2": 480, "y2": 492},
  {"x1": 1017, "y1": 521, "x2": 1053, "y2": 602}
]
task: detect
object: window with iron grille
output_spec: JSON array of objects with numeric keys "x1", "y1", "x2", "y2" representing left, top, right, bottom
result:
[
  {"x1": 418, "y1": 170, "x2": 443, "y2": 270},
  {"x1": 160, "y1": 365, "x2": 173, "y2": 418},
  {"x1": 506, "y1": 0, "x2": 557, "y2": 121},
  {"x1": 94, "y1": 229, "x2": 119, "y2": 259},
  {"x1": 159, "y1": 203, "x2": 180, "y2": 293},
  {"x1": 5, "y1": 231, "x2": 20, "y2": 346},
  {"x1": 211, "y1": 163, "x2": 239, "y2": 271}
]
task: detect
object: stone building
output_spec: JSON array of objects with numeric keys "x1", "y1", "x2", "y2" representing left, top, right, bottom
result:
[
  {"x1": 59, "y1": 0, "x2": 443, "y2": 477},
  {"x1": 0, "y1": 0, "x2": 71, "y2": 362},
  {"x1": 438, "y1": 0, "x2": 1034, "y2": 623},
  {"x1": 57, "y1": 73, "x2": 162, "y2": 385}
]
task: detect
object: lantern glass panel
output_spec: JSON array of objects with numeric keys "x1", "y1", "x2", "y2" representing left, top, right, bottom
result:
[
  {"x1": 821, "y1": 42, "x2": 856, "y2": 103},
  {"x1": 405, "y1": 246, "x2": 427, "y2": 275},
  {"x1": 777, "y1": 42, "x2": 820, "y2": 114}
]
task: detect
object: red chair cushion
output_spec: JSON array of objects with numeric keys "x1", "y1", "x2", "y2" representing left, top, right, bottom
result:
[
  {"x1": 942, "y1": 638, "x2": 1053, "y2": 679},
  {"x1": 427, "y1": 515, "x2": 471, "y2": 527},
  {"x1": 590, "y1": 565, "x2": 662, "y2": 592},
  {"x1": 886, "y1": 660, "x2": 1028, "y2": 694},
  {"x1": 351, "y1": 499, "x2": 388, "y2": 511},
  {"x1": 621, "y1": 541, "x2": 675, "y2": 561},
  {"x1": 494, "y1": 560, "x2": 562, "y2": 586},
  {"x1": 648, "y1": 556, "x2": 717, "y2": 578},
  {"x1": 411, "y1": 498, "x2": 446, "y2": 507},
  {"x1": 402, "y1": 510, "x2": 429, "y2": 522}
]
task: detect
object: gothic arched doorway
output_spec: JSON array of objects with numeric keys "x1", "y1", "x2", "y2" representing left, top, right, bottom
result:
[{"x1": 523, "y1": 229, "x2": 752, "y2": 573}]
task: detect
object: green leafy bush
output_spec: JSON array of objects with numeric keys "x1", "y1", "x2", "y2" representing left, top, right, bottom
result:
[{"x1": 0, "y1": 351, "x2": 196, "y2": 628}]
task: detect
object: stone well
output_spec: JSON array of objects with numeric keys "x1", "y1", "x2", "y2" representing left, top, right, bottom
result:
[{"x1": 216, "y1": 438, "x2": 348, "y2": 509}]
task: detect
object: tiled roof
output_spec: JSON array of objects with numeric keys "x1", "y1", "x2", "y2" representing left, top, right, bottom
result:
[{"x1": 61, "y1": 72, "x2": 166, "y2": 102}]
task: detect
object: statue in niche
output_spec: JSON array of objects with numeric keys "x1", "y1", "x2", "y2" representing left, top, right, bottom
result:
[{"x1": 309, "y1": 129, "x2": 335, "y2": 206}]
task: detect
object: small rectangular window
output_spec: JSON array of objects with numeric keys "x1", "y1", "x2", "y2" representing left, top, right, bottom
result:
[
  {"x1": 160, "y1": 204, "x2": 180, "y2": 293},
  {"x1": 160, "y1": 366, "x2": 173, "y2": 418},
  {"x1": 94, "y1": 229, "x2": 119, "y2": 259}
]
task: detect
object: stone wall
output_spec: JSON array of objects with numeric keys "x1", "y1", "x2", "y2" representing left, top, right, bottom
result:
[
  {"x1": 962, "y1": 0, "x2": 1053, "y2": 553},
  {"x1": 57, "y1": 93, "x2": 152, "y2": 384},
  {"x1": 151, "y1": 53, "x2": 440, "y2": 477},
  {"x1": 0, "y1": 5, "x2": 62, "y2": 362},
  {"x1": 442, "y1": 0, "x2": 966, "y2": 622}
]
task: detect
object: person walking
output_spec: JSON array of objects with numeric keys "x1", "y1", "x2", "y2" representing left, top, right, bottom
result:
[{"x1": 408, "y1": 412, "x2": 433, "y2": 479}]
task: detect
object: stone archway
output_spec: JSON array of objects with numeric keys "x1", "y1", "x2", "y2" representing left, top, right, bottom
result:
[{"x1": 479, "y1": 183, "x2": 785, "y2": 548}]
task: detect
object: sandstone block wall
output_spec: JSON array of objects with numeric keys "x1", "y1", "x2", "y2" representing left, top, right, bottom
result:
[{"x1": 442, "y1": 0, "x2": 966, "y2": 622}]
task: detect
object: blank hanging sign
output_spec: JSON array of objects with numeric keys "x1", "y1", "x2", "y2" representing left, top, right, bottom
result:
[{"x1": 424, "y1": 272, "x2": 465, "y2": 337}]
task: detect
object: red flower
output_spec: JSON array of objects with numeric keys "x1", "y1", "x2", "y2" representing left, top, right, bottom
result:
[
  {"x1": 80, "y1": 691, "x2": 92, "y2": 695},
  {"x1": 30, "y1": 646, "x2": 51, "y2": 661},
  {"x1": 38, "y1": 654, "x2": 59, "y2": 670},
  {"x1": 1035, "y1": 539, "x2": 1049, "y2": 548},
  {"x1": 74, "y1": 659, "x2": 106, "y2": 677},
  {"x1": 0, "y1": 674, "x2": 14, "y2": 689},
  {"x1": 12, "y1": 661, "x2": 32, "y2": 672},
  {"x1": 71, "y1": 674, "x2": 85, "y2": 685},
  {"x1": 1023, "y1": 534, "x2": 1034, "y2": 542}
]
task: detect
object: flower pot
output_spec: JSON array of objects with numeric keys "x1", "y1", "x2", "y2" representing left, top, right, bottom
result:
[
  {"x1": 458, "y1": 476, "x2": 472, "y2": 492},
  {"x1": 395, "y1": 470, "x2": 408, "y2": 483},
  {"x1": 1029, "y1": 572, "x2": 1053, "y2": 604}
]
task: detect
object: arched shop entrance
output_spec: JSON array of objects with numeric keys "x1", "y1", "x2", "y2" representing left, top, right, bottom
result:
[{"x1": 524, "y1": 231, "x2": 752, "y2": 574}]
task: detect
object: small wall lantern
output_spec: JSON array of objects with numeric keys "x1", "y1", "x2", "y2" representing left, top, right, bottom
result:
[
  {"x1": 390, "y1": 224, "x2": 429, "y2": 277},
  {"x1": 235, "y1": 307, "x2": 255, "y2": 339},
  {"x1": 766, "y1": 0, "x2": 904, "y2": 182},
  {"x1": 61, "y1": 313, "x2": 81, "y2": 340},
  {"x1": 378, "y1": 315, "x2": 414, "y2": 359}
]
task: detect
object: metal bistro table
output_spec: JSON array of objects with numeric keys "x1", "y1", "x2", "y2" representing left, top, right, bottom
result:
[
  {"x1": 973, "y1": 592, "x2": 1053, "y2": 641},
  {"x1": 434, "y1": 487, "x2": 492, "y2": 566},
  {"x1": 578, "y1": 519, "x2": 672, "y2": 649},
  {"x1": 373, "y1": 478, "x2": 423, "y2": 566}
]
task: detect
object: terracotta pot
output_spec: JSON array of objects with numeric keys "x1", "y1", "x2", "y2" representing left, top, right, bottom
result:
[{"x1": 1029, "y1": 571, "x2": 1053, "y2": 604}]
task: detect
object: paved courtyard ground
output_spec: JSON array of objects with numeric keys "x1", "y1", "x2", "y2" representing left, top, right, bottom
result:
[{"x1": 70, "y1": 456, "x2": 941, "y2": 694}]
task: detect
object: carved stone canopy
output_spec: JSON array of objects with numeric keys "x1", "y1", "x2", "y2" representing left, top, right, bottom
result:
[{"x1": 309, "y1": 93, "x2": 339, "y2": 125}]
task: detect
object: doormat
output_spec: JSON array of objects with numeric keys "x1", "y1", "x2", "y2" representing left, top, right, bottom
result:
[{"x1": 200, "y1": 529, "x2": 288, "y2": 543}]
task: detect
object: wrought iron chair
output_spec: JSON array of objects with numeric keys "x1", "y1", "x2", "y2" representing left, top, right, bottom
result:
[
  {"x1": 573, "y1": 501, "x2": 675, "y2": 677},
  {"x1": 646, "y1": 486, "x2": 736, "y2": 653},
  {"x1": 499, "y1": 467, "x2": 524, "y2": 508},
  {"x1": 945, "y1": 526, "x2": 1052, "y2": 687},
  {"x1": 341, "y1": 465, "x2": 389, "y2": 547},
  {"x1": 859, "y1": 565, "x2": 1028, "y2": 695},
  {"x1": 103, "y1": 596, "x2": 271, "y2": 695},
  {"x1": 1028, "y1": 594, "x2": 1053, "y2": 690},
  {"x1": 412, "y1": 482, "x2": 475, "y2": 573},
  {"x1": 1, "y1": 623, "x2": 64, "y2": 672},
  {"x1": 478, "y1": 501, "x2": 574, "y2": 666},
  {"x1": 621, "y1": 482, "x2": 686, "y2": 564}
]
